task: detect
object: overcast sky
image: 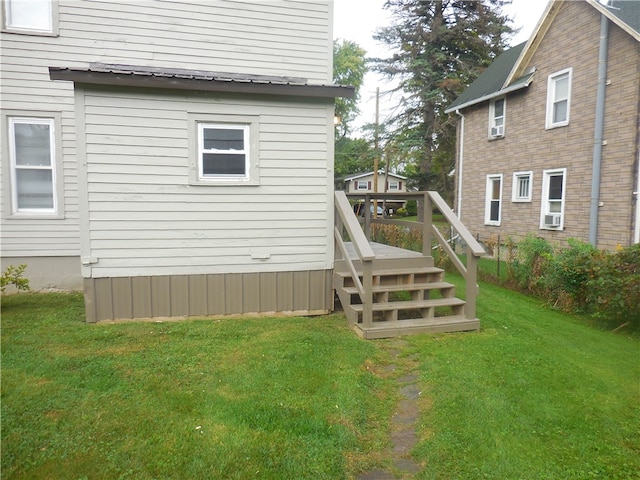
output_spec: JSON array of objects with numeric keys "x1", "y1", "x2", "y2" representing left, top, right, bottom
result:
[{"x1": 333, "y1": 0, "x2": 550, "y2": 130}]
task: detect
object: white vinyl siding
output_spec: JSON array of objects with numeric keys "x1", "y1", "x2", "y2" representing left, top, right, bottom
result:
[
  {"x1": 0, "y1": 0, "x2": 333, "y2": 260},
  {"x1": 489, "y1": 97, "x2": 505, "y2": 138},
  {"x1": 540, "y1": 168, "x2": 567, "y2": 230},
  {"x1": 77, "y1": 87, "x2": 333, "y2": 278},
  {"x1": 512, "y1": 171, "x2": 532, "y2": 202},
  {"x1": 546, "y1": 68, "x2": 572, "y2": 129},
  {"x1": 485, "y1": 174, "x2": 503, "y2": 226}
]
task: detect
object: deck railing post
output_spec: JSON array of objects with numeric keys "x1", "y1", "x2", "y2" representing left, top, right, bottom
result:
[
  {"x1": 364, "y1": 194, "x2": 372, "y2": 241},
  {"x1": 465, "y1": 249, "x2": 478, "y2": 320},
  {"x1": 362, "y1": 260, "x2": 373, "y2": 328},
  {"x1": 423, "y1": 193, "x2": 432, "y2": 257}
]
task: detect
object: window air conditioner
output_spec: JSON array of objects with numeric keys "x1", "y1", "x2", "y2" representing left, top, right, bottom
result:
[
  {"x1": 544, "y1": 214, "x2": 561, "y2": 227},
  {"x1": 491, "y1": 125, "x2": 504, "y2": 137}
]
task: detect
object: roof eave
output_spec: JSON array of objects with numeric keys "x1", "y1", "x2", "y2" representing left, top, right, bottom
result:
[
  {"x1": 445, "y1": 72, "x2": 535, "y2": 114},
  {"x1": 48, "y1": 67, "x2": 355, "y2": 99}
]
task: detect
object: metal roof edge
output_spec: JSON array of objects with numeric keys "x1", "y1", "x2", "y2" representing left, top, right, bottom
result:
[{"x1": 49, "y1": 66, "x2": 355, "y2": 99}]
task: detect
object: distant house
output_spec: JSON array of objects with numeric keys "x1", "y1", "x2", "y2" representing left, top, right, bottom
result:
[
  {"x1": 1, "y1": 0, "x2": 353, "y2": 321},
  {"x1": 340, "y1": 170, "x2": 408, "y2": 195},
  {"x1": 446, "y1": 0, "x2": 639, "y2": 250},
  {"x1": 338, "y1": 171, "x2": 409, "y2": 214}
]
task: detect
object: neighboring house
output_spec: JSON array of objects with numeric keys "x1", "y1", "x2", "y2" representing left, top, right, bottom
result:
[
  {"x1": 339, "y1": 170, "x2": 409, "y2": 214},
  {"x1": 1, "y1": 0, "x2": 353, "y2": 321},
  {"x1": 340, "y1": 170, "x2": 408, "y2": 195},
  {"x1": 446, "y1": 0, "x2": 640, "y2": 250}
]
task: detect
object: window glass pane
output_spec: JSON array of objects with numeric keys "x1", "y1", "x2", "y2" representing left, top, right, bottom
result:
[
  {"x1": 203, "y1": 128, "x2": 244, "y2": 151},
  {"x1": 553, "y1": 100, "x2": 568, "y2": 124},
  {"x1": 202, "y1": 153, "x2": 246, "y2": 176},
  {"x1": 518, "y1": 176, "x2": 530, "y2": 198},
  {"x1": 555, "y1": 75, "x2": 569, "y2": 100},
  {"x1": 6, "y1": 0, "x2": 52, "y2": 30},
  {"x1": 16, "y1": 169, "x2": 53, "y2": 209},
  {"x1": 549, "y1": 174, "x2": 563, "y2": 200},
  {"x1": 494, "y1": 99, "x2": 504, "y2": 118},
  {"x1": 14, "y1": 123, "x2": 51, "y2": 166},
  {"x1": 548, "y1": 201, "x2": 562, "y2": 213},
  {"x1": 490, "y1": 201, "x2": 500, "y2": 221},
  {"x1": 491, "y1": 178, "x2": 501, "y2": 200}
]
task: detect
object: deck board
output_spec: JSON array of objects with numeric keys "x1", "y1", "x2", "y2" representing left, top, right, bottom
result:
[{"x1": 345, "y1": 241, "x2": 423, "y2": 260}]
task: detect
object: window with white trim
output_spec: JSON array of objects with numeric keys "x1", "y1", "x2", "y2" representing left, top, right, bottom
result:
[
  {"x1": 356, "y1": 181, "x2": 369, "y2": 190},
  {"x1": 8, "y1": 117, "x2": 58, "y2": 214},
  {"x1": 387, "y1": 180, "x2": 400, "y2": 191},
  {"x1": 484, "y1": 174, "x2": 503, "y2": 226},
  {"x1": 189, "y1": 114, "x2": 259, "y2": 186},
  {"x1": 512, "y1": 171, "x2": 532, "y2": 202},
  {"x1": 540, "y1": 168, "x2": 566, "y2": 229},
  {"x1": 546, "y1": 68, "x2": 572, "y2": 129},
  {"x1": 489, "y1": 97, "x2": 505, "y2": 138},
  {"x1": 3, "y1": 0, "x2": 55, "y2": 34}
]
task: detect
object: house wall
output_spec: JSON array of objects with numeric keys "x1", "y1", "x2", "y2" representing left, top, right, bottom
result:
[
  {"x1": 76, "y1": 84, "x2": 335, "y2": 321},
  {"x1": 459, "y1": 1, "x2": 638, "y2": 249},
  {"x1": 0, "y1": 0, "x2": 333, "y2": 289}
]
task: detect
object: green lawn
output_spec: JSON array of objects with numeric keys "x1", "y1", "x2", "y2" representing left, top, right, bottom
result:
[{"x1": 2, "y1": 284, "x2": 639, "y2": 479}]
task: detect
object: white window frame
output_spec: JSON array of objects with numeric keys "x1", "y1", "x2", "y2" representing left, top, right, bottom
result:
[
  {"x1": 546, "y1": 68, "x2": 572, "y2": 129},
  {"x1": 387, "y1": 180, "x2": 399, "y2": 191},
  {"x1": 188, "y1": 114, "x2": 259, "y2": 186},
  {"x1": 484, "y1": 174, "x2": 503, "y2": 226},
  {"x1": 540, "y1": 168, "x2": 567, "y2": 230},
  {"x1": 512, "y1": 171, "x2": 532, "y2": 202},
  {"x1": 488, "y1": 97, "x2": 505, "y2": 138},
  {"x1": 356, "y1": 180, "x2": 369, "y2": 190},
  {"x1": 5, "y1": 115, "x2": 64, "y2": 217},
  {"x1": 2, "y1": 0, "x2": 58, "y2": 35}
]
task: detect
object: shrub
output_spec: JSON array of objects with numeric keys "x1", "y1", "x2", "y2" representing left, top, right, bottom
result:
[
  {"x1": 508, "y1": 235, "x2": 553, "y2": 294},
  {"x1": 587, "y1": 244, "x2": 640, "y2": 329},
  {"x1": 406, "y1": 200, "x2": 417, "y2": 216},
  {"x1": 395, "y1": 207, "x2": 408, "y2": 217},
  {"x1": 547, "y1": 238, "x2": 603, "y2": 311},
  {"x1": 1, "y1": 264, "x2": 31, "y2": 294}
]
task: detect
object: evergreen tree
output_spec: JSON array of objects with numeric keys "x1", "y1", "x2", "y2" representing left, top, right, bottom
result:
[{"x1": 372, "y1": 0, "x2": 514, "y2": 201}]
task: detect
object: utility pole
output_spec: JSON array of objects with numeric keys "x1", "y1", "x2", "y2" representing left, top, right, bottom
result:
[{"x1": 373, "y1": 87, "x2": 380, "y2": 217}]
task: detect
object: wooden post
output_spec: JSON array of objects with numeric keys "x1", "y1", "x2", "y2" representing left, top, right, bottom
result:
[
  {"x1": 362, "y1": 260, "x2": 373, "y2": 329},
  {"x1": 423, "y1": 192, "x2": 432, "y2": 257},
  {"x1": 466, "y1": 250, "x2": 478, "y2": 320},
  {"x1": 364, "y1": 194, "x2": 372, "y2": 240}
]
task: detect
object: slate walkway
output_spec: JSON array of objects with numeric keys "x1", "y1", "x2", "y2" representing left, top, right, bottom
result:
[{"x1": 357, "y1": 338, "x2": 422, "y2": 480}]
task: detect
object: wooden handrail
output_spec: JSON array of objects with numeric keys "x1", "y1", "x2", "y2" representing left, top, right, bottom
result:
[
  {"x1": 334, "y1": 191, "x2": 374, "y2": 327},
  {"x1": 335, "y1": 191, "x2": 375, "y2": 260}
]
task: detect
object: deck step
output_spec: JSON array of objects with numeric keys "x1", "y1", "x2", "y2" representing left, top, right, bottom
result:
[
  {"x1": 335, "y1": 266, "x2": 444, "y2": 278},
  {"x1": 348, "y1": 297, "x2": 465, "y2": 313},
  {"x1": 340, "y1": 281, "x2": 455, "y2": 295},
  {"x1": 353, "y1": 315, "x2": 480, "y2": 339}
]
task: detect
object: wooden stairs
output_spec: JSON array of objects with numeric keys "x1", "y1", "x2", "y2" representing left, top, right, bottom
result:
[
  {"x1": 334, "y1": 190, "x2": 484, "y2": 340},
  {"x1": 334, "y1": 249, "x2": 480, "y2": 339}
]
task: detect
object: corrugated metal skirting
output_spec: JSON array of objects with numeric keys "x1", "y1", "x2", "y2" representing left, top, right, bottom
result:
[{"x1": 84, "y1": 270, "x2": 333, "y2": 322}]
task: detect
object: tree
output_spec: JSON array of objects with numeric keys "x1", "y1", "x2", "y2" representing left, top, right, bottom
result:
[
  {"x1": 371, "y1": 0, "x2": 514, "y2": 202},
  {"x1": 333, "y1": 39, "x2": 367, "y2": 139},
  {"x1": 334, "y1": 136, "x2": 376, "y2": 179}
]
